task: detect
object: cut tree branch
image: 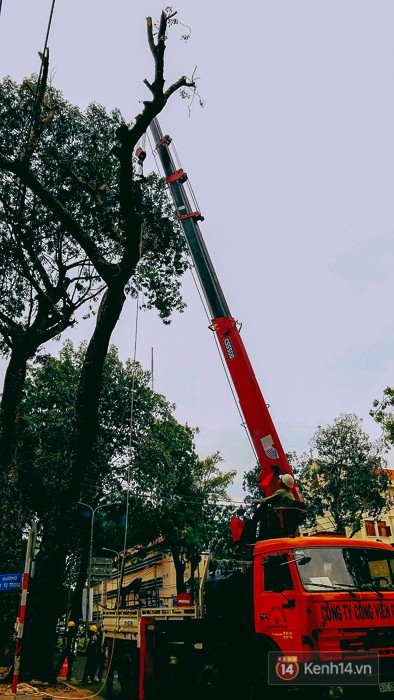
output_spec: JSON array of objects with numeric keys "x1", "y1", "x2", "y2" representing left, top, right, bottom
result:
[
  {"x1": 164, "y1": 76, "x2": 195, "y2": 101},
  {"x1": 146, "y1": 16, "x2": 156, "y2": 57},
  {"x1": 22, "y1": 49, "x2": 58, "y2": 163}
]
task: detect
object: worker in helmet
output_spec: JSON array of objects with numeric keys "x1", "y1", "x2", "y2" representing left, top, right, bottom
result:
[
  {"x1": 251, "y1": 473, "x2": 296, "y2": 538},
  {"x1": 95, "y1": 625, "x2": 105, "y2": 683},
  {"x1": 55, "y1": 620, "x2": 77, "y2": 681},
  {"x1": 253, "y1": 473, "x2": 295, "y2": 507},
  {"x1": 82, "y1": 624, "x2": 100, "y2": 684}
]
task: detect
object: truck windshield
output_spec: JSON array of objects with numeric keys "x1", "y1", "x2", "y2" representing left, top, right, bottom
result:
[{"x1": 294, "y1": 547, "x2": 394, "y2": 592}]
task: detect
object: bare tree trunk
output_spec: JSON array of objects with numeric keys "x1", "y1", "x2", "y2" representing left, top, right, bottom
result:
[
  {"x1": 0, "y1": 344, "x2": 29, "y2": 478},
  {"x1": 22, "y1": 510, "x2": 71, "y2": 682},
  {"x1": 171, "y1": 548, "x2": 186, "y2": 595},
  {"x1": 0, "y1": 345, "x2": 30, "y2": 656},
  {"x1": 71, "y1": 286, "x2": 127, "y2": 496}
]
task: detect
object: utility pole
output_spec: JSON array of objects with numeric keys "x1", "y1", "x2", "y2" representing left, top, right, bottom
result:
[
  {"x1": 79, "y1": 502, "x2": 119, "y2": 644},
  {"x1": 102, "y1": 548, "x2": 121, "y2": 611}
]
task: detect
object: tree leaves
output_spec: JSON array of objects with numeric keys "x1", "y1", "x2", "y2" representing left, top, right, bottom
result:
[
  {"x1": 296, "y1": 414, "x2": 389, "y2": 535},
  {"x1": 17, "y1": 343, "x2": 235, "y2": 598}
]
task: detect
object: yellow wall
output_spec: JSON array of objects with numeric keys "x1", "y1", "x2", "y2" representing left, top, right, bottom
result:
[
  {"x1": 351, "y1": 473, "x2": 394, "y2": 544},
  {"x1": 92, "y1": 542, "x2": 208, "y2": 618}
]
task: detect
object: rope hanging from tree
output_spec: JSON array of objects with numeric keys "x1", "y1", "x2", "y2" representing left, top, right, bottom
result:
[{"x1": 118, "y1": 222, "x2": 145, "y2": 596}]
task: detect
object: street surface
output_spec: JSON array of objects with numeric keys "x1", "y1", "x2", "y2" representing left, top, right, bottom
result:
[{"x1": 54, "y1": 649, "x2": 120, "y2": 699}]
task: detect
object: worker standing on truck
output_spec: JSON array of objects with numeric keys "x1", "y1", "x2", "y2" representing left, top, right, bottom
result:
[
  {"x1": 55, "y1": 620, "x2": 77, "y2": 681},
  {"x1": 253, "y1": 474, "x2": 295, "y2": 508},
  {"x1": 252, "y1": 474, "x2": 295, "y2": 536}
]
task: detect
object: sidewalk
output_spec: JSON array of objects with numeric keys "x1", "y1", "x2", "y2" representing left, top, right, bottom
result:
[
  {"x1": 0, "y1": 679, "x2": 105, "y2": 700},
  {"x1": 65, "y1": 677, "x2": 109, "y2": 697},
  {"x1": 54, "y1": 652, "x2": 120, "y2": 698}
]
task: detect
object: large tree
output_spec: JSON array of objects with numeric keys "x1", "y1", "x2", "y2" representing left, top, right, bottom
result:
[
  {"x1": 17, "y1": 342, "x2": 172, "y2": 678},
  {"x1": 295, "y1": 414, "x2": 390, "y2": 535},
  {"x1": 242, "y1": 416, "x2": 390, "y2": 537},
  {"x1": 0, "y1": 9, "x2": 196, "y2": 675},
  {"x1": 132, "y1": 420, "x2": 236, "y2": 594},
  {"x1": 15, "y1": 343, "x2": 234, "y2": 677}
]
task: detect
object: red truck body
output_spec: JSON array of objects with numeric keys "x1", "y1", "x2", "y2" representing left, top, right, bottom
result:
[{"x1": 253, "y1": 536, "x2": 394, "y2": 658}]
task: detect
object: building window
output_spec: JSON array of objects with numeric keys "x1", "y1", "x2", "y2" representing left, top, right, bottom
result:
[
  {"x1": 377, "y1": 521, "x2": 391, "y2": 538},
  {"x1": 365, "y1": 520, "x2": 376, "y2": 537}
]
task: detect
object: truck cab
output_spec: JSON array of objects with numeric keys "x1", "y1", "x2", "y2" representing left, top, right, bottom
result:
[{"x1": 253, "y1": 535, "x2": 394, "y2": 687}]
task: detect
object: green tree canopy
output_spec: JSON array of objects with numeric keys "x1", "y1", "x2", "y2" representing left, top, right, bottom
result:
[
  {"x1": 0, "y1": 74, "x2": 188, "y2": 334},
  {"x1": 371, "y1": 386, "x2": 394, "y2": 448},
  {"x1": 115, "y1": 413, "x2": 236, "y2": 595},
  {"x1": 0, "y1": 10, "x2": 196, "y2": 668},
  {"x1": 0, "y1": 9, "x2": 194, "y2": 576},
  {"x1": 296, "y1": 414, "x2": 390, "y2": 535},
  {"x1": 16, "y1": 342, "x2": 235, "y2": 677}
]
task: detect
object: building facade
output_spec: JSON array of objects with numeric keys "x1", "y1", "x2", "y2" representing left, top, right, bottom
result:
[
  {"x1": 301, "y1": 468, "x2": 394, "y2": 546},
  {"x1": 92, "y1": 538, "x2": 208, "y2": 622}
]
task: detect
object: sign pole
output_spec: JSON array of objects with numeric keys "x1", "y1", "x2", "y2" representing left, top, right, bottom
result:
[{"x1": 11, "y1": 522, "x2": 37, "y2": 696}]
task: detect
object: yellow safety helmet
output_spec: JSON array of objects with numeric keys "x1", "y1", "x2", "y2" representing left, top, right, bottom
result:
[
  {"x1": 89, "y1": 624, "x2": 98, "y2": 633},
  {"x1": 280, "y1": 474, "x2": 294, "y2": 489},
  {"x1": 67, "y1": 621, "x2": 76, "y2": 627}
]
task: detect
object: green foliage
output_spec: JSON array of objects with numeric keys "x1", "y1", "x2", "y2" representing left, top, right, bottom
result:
[
  {"x1": 133, "y1": 423, "x2": 236, "y2": 581},
  {"x1": 17, "y1": 343, "x2": 235, "y2": 588},
  {"x1": 0, "y1": 75, "x2": 189, "y2": 358},
  {"x1": 18, "y1": 342, "x2": 169, "y2": 511},
  {"x1": 371, "y1": 386, "x2": 394, "y2": 446},
  {"x1": 0, "y1": 11, "x2": 198, "y2": 678},
  {"x1": 17, "y1": 343, "x2": 80, "y2": 512},
  {"x1": 242, "y1": 462, "x2": 261, "y2": 504},
  {"x1": 296, "y1": 414, "x2": 389, "y2": 535},
  {"x1": 0, "y1": 78, "x2": 107, "y2": 350}
]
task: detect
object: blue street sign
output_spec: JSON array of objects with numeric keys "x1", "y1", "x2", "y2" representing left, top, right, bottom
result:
[{"x1": 0, "y1": 573, "x2": 22, "y2": 591}]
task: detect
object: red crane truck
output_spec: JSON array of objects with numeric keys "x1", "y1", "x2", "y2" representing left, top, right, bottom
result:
[{"x1": 101, "y1": 120, "x2": 394, "y2": 700}]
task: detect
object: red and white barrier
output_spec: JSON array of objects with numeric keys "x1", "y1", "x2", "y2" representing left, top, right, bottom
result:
[{"x1": 11, "y1": 523, "x2": 37, "y2": 695}]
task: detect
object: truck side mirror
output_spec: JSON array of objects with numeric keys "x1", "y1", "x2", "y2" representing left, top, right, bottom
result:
[{"x1": 282, "y1": 551, "x2": 311, "y2": 566}]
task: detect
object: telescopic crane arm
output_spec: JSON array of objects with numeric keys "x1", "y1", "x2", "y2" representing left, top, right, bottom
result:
[{"x1": 148, "y1": 118, "x2": 302, "y2": 501}]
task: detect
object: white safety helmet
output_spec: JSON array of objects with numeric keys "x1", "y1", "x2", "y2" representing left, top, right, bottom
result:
[{"x1": 280, "y1": 474, "x2": 294, "y2": 489}]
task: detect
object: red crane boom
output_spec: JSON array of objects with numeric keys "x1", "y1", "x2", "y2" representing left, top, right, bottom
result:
[{"x1": 149, "y1": 118, "x2": 302, "y2": 501}]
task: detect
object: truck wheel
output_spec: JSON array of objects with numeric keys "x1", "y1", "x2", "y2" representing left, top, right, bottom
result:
[
  {"x1": 249, "y1": 674, "x2": 290, "y2": 700},
  {"x1": 249, "y1": 671, "x2": 270, "y2": 700},
  {"x1": 196, "y1": 664, "x2": 226, "y2": 700},
  {"x1": 247, "y1": 647, "x2": 282, "y2": 700},
  {"x1": 118, "y1": 651, "x2": 138, "y2": 700}
]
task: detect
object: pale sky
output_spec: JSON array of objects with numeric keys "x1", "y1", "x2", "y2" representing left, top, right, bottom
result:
[{"x1": 1, "y1": 1, "x2": 394, "y2": 497}]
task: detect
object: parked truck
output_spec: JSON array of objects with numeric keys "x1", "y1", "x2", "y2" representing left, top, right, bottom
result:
[
  {"x1": 102, "y1": 534, "x2": 394, "y2": 699},
  {"x1": 101, "y1": 121, "x2": 394, "y2": 699}
]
